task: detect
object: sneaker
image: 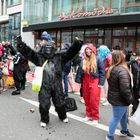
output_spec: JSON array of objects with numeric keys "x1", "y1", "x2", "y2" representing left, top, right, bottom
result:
[
  {"x1": 2, "y1": 88, "x2": 7, "y2": 92},
  {"x1": 63, "y1": 118, "x2": 68, "y2": 123},
  {"x1": 80, "y1": 97, "x2": 85, "y2": 104},
  {"x1": 82, "y1": 117, "x2": 92, "y2": 122},
  {"x1": 102, "y1": 100, "x2": 110, "y2": 106},
  {"x1": 106, "y1": 135, "x2": 114, "y2": 140},
  {"x1": 91, "y1": 120, "x2": 98, "y2": 126},
  {"x1": 100, "y1": 98, "x2": 106, "y2": 103},
  {"x1": 40, "y1": 122, "x2": 47, "y2": 128},
  {"x1": 120, "y1": 130, "x2": 134, "y2": 138}
]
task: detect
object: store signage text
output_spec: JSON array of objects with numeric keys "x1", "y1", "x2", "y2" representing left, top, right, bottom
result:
[{"x1": 60, "y1": 7, "x2": 115, "y2": 20}]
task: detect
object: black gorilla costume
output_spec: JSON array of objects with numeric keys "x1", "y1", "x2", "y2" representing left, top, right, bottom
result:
[{"x1": 16, "y1": 36, "x2": 83, "y2": 125}]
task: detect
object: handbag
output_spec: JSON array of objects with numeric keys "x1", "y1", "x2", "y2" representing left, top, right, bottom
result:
[
  {"x1": 32, "y1": 60, "x2": 48, "y2": 92},
  {"x1": 65, "y1": 97, "x2": 78, "y2": 112},
  {"x1": 130, "y1": 99, "x2": 140, "y2": 126}
]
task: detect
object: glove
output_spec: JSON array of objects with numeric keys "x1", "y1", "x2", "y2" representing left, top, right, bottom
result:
[
  {"x1": 15, "y1": 36, "x2": 25, "y2": 51},
  {"x1": 16, "y1": 36, "x2": 23, "y2": 46}
]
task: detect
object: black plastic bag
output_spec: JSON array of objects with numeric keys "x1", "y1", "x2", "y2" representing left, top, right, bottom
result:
[{"x1": 65, "y1": 97, "x2": 77, "y2": 112}]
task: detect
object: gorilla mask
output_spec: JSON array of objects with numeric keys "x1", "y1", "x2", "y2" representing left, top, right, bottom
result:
[{"x1": 41, "y1": 45, "x2": 56, "y2": 59}]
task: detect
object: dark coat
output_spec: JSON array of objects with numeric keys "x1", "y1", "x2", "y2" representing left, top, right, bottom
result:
[
  {"x1": 108, "y1": 65, "x2": 133, "y2": 106},
  {"x1": 9, "y1": 45, "x2": 29, "y2": 80},
  {"x1": 130, "y1": 61, "x2": 140, "y2": 91}
]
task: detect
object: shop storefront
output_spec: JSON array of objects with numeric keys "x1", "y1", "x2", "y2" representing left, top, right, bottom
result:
[{"x1": 23, "y1": 0, "x2": 140, "y2": 53}]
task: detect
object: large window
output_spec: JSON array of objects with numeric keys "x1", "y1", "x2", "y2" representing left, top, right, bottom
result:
[
  {"x1": 110, "y1": 0, "x2": 119, "y2": 9},
  {"x1": 73, "y1": 30, "x2": 84, "y2": 41},
  {"x1": 61, "y1": 31, "x2": 71, "y2": 43},
  {"x1": 24, "y1": 0, "x2": 49, "y2": 24},
  {"x1": 127, "y1": 0, "x2": 140, "y2": 4},
  {"x1": 7, "y1": 0, "x2": 21, "y2": 7},
  {"x1": 9, "y1": 13, "x2": 21, "y2": 46},
  {"x1": 52, "y1": 0, "x2": 61, "y2": 20},
  {"x1": 123, "y1": 0, "x2": 140, "y2": 13},
  {"x1": 0, "y1": 23, "x2": 9, "y2": 42}
]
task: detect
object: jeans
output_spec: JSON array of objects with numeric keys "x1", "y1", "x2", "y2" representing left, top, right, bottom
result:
[
  {"x1": 62, "y1": 72, "x2": 69, "y2": 96},
  {"x1": 108, "y1": 106, "x2": 128, "y2": 136}
]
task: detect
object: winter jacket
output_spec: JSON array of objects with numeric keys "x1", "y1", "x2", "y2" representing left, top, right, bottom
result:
[
  {"x1": 108, "y1": 65, "x2": 133, "y2": 106},
  {"x1": 129, "y1": 60, "x2": 140, "y2": 91},
  {"x1": 75, "y1": 56, "x2": 105, "y2": 86},
  {"x1": 9, "y1": 45, "x2": 29, "y2": 80}
]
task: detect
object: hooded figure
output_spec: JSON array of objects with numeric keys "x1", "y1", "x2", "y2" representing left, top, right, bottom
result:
[
  {"x1": 75, "y1": 43, "x2": 105, "y2": 125},
  {"x1": 16, "y1": 33, "x2": 83, "y2": 127},
  {"x1": 98, "y1": 45, "x2": 111, "y2": 62}
]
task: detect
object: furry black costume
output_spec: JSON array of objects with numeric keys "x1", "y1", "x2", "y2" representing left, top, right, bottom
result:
[{"x1": 16, "y1": 35, "x2": 83, "y2": 126}]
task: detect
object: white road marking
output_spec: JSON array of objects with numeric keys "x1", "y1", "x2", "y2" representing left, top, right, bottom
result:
[{"x1": 19, "y1": 97, "x2": 140, "y2": 140}]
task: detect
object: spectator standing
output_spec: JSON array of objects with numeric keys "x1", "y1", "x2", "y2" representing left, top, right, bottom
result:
[
  {"x1": 106, "y1": 50, "x2": 134, "y2": 140},
  {"x1": 77, "y1": 43, "x2": 105, "y2": 125},
  {"x1": 128, "y1": 54, "x2": 140, "y2": 115},
  {"x1": 75, "y1": 44, "x2": 87, "y2": 104},
  {"x1": 130, "y1": 52, "x2": 137, "y2": 61},
  {"x1": 61, "y1": 43, "x2": 72, "y2": 97},
  {"x1": 9, "y1": 45, "x2": 29, "y2": 95},
  {"x1": 98, "y1": 45, "x2": 112, "y2": 106},
  {"x1": 62, "y1": 60, "x2": 72, "y2": 97}
]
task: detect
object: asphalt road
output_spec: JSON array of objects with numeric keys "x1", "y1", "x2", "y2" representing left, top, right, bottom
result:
[{"x1": 0, "y1": 82, "x2": 139, "y2": 140}]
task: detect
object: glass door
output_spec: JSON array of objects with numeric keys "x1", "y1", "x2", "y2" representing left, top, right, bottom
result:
[
  {"x1": 112, "y1": 36, "x2": 136, "y2": 51},
  {"x1": 112, "y1": 37, "x2": 123, "y2": 50},
  {"x1": 84, "y1": 36, "x2": 104, "y2": 47},
  {"x1": 124, "y1": 37, "x2": 136, "y2": 53}
]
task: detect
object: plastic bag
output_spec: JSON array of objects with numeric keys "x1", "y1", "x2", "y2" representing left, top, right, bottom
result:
[
  {"x1": 32, "y1": 60, "x2": 48, "y2": 92},
  {"x1": 2, "y1": 66, "x2": 9, "y2": 75},
  {"x1": 130, "y1": 99, "x2": 140, "y2": 126}
]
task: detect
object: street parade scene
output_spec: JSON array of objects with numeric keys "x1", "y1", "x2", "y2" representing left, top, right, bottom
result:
[{"x1": 0, "y1": 0, "x2": 140, "y2": 140}]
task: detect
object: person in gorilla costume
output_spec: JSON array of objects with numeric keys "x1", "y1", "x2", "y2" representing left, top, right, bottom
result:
[{"x1": 16, "y1": 31, "x2": 83, "y2": 127}]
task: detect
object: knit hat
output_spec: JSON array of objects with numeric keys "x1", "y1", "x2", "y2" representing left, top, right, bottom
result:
[
  {"x1": 85, "y1": 43, "x2": 96, "y2": 54},
  {"x1": 41, "y1": 31, "x2": 52, "y2": 42}
]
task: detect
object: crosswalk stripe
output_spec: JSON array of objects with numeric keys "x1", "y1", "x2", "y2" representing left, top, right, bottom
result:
[{"x1": 19, "y1": 97, "x2": 140, "y2": 140}]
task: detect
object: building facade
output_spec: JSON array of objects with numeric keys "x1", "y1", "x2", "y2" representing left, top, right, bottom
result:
[
  {"x1": 0, "y1": 0, "x2": 34, "y2": 47},
  {"x1": 22, "y1": 0, "x2": 140, "y2": 54}
]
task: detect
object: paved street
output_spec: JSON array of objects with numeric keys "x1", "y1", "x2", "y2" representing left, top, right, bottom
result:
[{"x1": 0, "y1": 79, "x2": 140, "y2": 140}]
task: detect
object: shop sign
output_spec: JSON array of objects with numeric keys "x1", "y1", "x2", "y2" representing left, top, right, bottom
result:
[{"x1": 60, "y1": 7, "x2": 117, "y2": 20}]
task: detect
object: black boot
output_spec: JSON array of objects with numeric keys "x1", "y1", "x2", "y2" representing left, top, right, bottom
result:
[{"x1": 11, "y1": 90, "x2": 20, "y2": 95}]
